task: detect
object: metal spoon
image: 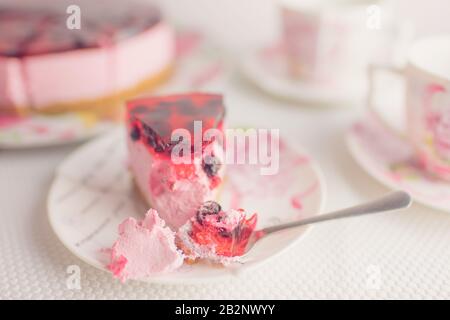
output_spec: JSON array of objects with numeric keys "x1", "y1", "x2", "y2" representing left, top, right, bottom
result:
[{"x1": 238, "y1": 191, "x2": 412, "y2": 256}]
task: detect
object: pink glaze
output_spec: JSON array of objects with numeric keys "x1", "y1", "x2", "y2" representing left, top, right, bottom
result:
[{"x1": 108, "y1": 209, "x2": 184, "y2": 282}]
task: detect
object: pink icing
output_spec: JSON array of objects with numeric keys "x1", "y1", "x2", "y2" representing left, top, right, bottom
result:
[{"x1": 108, "y1": 209, "x2": 184, "y2": 282}]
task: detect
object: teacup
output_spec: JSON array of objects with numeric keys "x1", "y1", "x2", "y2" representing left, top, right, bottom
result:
[
  {"x1": 280, "y1": 0, "x2": 407, "y2": 90},
  {"x1": 368, "y1": 35, "x2": 450, "y2": 181}
]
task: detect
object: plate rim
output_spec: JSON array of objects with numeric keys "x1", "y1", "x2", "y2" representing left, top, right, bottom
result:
[
  {"x1": 240, "y1": 46, "x2": 365, "y2": 106},
  {"x1": 0, "y1": 115, "x2": 115, "y2": 150}
]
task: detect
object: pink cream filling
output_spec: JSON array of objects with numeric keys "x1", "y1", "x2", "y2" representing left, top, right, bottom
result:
[
  {"x1": 127, "y1": 136, "x2": 224, "y2": 230},
  {"x1": 108, "y1": 209, "x2": 184, "y2": 282}
]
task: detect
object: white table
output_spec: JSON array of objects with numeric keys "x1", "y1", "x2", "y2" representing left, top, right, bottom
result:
[{"x1": 1, "y1": 68, "x2": 450, "y2": 299}]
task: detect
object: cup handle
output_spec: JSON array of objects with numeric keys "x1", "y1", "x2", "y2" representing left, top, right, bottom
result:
[{"x1": 367, "y1": 64, "x2": 406, "y2": 136}]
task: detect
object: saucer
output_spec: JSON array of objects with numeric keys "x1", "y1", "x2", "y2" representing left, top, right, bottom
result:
[
  {"x1": 0, "y1": 113, "x2": 114, "y2": 149},
  {"x1": 347, "y1": 116, "x2": 450, "y2": 213},
  {"x1": 240, "y1": 44, "x2": 366, "y2": 105},
  {"x1": 47, "y1": 127, "x2": 326, "y2": 284}
]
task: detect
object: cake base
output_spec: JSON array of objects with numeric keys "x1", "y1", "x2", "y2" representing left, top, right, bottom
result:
[{"x1": 0, "y1": 65, "x2": 173, "y2": 120}]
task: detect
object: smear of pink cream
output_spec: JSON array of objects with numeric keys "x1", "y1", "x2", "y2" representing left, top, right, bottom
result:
[
  {"x1": 230, "y1": 190, "x2": 243, "y2": 209},
  {"x1": 60, "y1": 129, "x2": 76, "y2": 140},
  {"x1": 31, "y1": 125, "x2": 49, "y2": 134},
  {"x1": 189, "y1": 62, "x2": 223, "y2": 88},
  {"x1": 176, "y1": 31, "x2": 202, "y2": 58},
  {"x1": 290, "y1": 181, "x2": 319, "y2": 211}
]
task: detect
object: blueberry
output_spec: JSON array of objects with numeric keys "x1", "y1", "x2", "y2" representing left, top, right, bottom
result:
[
  {"x1": 202, "y1": 155, "x2": 221, "y2": 177},
  {"x1": 199, "y1": 201, "x2": 222, "y2": 215},
  {"x1": 142, "y1": 123, "x2": 167, "y2": 151},
  {"x1": 146, "y1": 133, "x2": 157, "y2": 149},
  {"x1": 130, "y1": 125, "x2": 141, "y2": 141},
  {"x1": 218, "y1": 227, "x2": 232, "y2": 238},
  {"x1": 154, "y1": 145, "x2": 165, "y2": 153},
  {"x1": 196, "y1": 201, "x2": 222, "y2": 225},
  {"x1": 130, "y1": 105, "x2": 148, "y2": 114}
]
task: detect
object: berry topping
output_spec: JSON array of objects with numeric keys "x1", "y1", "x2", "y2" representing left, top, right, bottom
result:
[
  {"x1": 142, "y1": 123, "x2": 170, "y2": 153},
  {"x1": 130, "y1": 125, "x2": 141, "y2": 141},
  {"x1": 183, "y1": 204, "x2": 258, "y2": 258},
  {"x1": 196, "y1": 201, "x2": 222, "y2": 225},
  {"x1": 0, "y1": 6, "x2": 162, "y2": 57},
  {"x1": 126, "y1": 93, "x2": 225, "y2": 157}
]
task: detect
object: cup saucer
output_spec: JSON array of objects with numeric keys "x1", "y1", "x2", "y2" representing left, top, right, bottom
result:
[
  {"x1": 240, "y1": 44, "x2": 366, "y2": 105},
  {"x1": 347, "y1": 115, "x2": 450, "y2": 213}
]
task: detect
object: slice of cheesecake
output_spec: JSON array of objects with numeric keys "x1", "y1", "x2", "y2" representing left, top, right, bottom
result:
[{"x1": 126, "y1": 93, "x2": 225, "y2": 230}]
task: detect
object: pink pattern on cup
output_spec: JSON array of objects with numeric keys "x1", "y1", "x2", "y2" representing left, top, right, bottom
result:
[
  {"x1": 424, "y1": 83, "x2": 445, "y2": 130},
  {"x1": 423, "y1": 84, "x2": 450, "y2": 161},
  {"x1": 433, "y1": 109, "x2": 450, "y2": 160}
]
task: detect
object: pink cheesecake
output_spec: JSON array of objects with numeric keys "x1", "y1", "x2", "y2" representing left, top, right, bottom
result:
[
  {"x1": 178, "y1": 201, "x2": 258, "y2": 265},
  {"x1": 126, "y1": 93, "x2": 225, "y2": 230},
  {"x1": 108, "y1": 209, "x2": 184, "y2": 282},
  {"x1": 0, "y1": 3, "x2": 174, "y2": 115}
]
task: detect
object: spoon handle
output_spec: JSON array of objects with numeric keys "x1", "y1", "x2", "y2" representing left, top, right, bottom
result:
[{"x1": 262, "y1": 191, "x2": 412, "y2": 235}]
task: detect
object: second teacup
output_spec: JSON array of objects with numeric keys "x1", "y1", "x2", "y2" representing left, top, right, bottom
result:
[
  {"x1": 368, "y1": 35, "x2": 450, "y2": 181},
  {"x1": 280, "y1": 0, "x2": 405, "y2": 91}
]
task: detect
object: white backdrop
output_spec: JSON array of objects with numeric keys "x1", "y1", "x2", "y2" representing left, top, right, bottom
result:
[
  {"x1": 155, "y1": 0, "x2": 450, "y2": 53},
  {"x1": 1, "y1": 0, "x2": 450, "y2": 300}
]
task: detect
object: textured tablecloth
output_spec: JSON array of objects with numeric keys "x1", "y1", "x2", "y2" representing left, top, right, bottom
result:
[{"x1": 2, "y1": 66, "x2": 450, "y2": 299}]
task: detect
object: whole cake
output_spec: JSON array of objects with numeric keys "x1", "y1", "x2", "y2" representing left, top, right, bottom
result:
[
  {"x1": 126, "y1": 93, "x2": 226, "y2": 230},
  {"x1": 0, "y1": 3, "x2": 174, "y2": 116}
]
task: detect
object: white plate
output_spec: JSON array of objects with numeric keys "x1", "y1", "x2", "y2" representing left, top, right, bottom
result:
[
  {"x1": 241, "y1": 44, "x2": 365, "y2": 106},
  {"x1": 48, "y1": 128, "x2": 326, "y2": 284},
  {"x1": 0, "y1": 113, "x2": 115, "y2": 149},
  {"x1": 347, "y1": 116, "x2": 450, "y2": 213}
]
